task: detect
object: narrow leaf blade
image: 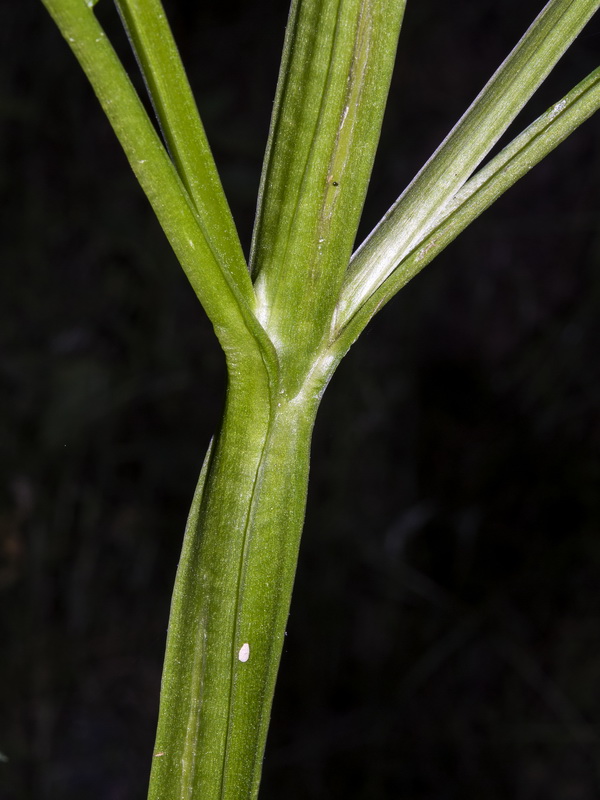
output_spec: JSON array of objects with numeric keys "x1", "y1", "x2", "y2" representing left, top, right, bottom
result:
[
  {"x1": 114, "y1": 0, "x2": 253, "y2": 304},
  {"x1": 337, "y1": 0, "x2": 600, "y2": 326},
  {"x1": 331, "y1": 66, "x2": 600, "y2": 354}
]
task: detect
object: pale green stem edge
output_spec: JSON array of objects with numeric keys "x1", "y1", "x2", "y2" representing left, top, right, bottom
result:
[
  {"x1": 336, "y1": 0, "x2": 600, "y2": 326},
  {"x1": 330, "y1": 64, "x2": 600, "y2": 353}
]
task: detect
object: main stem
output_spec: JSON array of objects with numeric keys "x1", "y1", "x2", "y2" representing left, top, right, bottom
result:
[{"x1": 148, "y1": 355, "x2": 326, "y2": 800}]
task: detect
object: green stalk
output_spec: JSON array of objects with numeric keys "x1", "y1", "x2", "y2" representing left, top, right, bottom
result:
[
  {"x1": 113, "y1": 0, "x2": 251, "y2": 298},
  {"x1": 40, "y1": 0, "x2": 274, "y2": 375},
  {"x1": 251, "y1": 0, "x2": 405, "y2": 390},
  {"x1": 331, "y1": 64, "x2": 600, "y2": 351},
  {"x1": 144, "y1": 1, "x2": 403, "y2": 793},
  {"x1": 336, "y1": 0, "x2": 600, "y2": 326},
  {"x1": 148, "y1": 358, "x2": 331, "y2": 800},
  {"x1": 36, "y1": 0, "x2": 600, "y2": 798}
]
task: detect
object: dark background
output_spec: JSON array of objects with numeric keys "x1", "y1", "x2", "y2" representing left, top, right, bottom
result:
[{"x1": 2, "y1": 1, "x2": 600, "y2": 798}]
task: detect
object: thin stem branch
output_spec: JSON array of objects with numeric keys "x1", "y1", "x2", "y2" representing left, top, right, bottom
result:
[
  {"x1": 336, "y1": 0, "x2": 600, "y2": 327},
  {"x1": 330, "y1": 65, "x2": 600, "y2": 353},
  {"x1": 41, "y1": 0, "x2": 277, "y2": 377},
  {"x1": 114, "y1": 0, "x2": 252, "y2": 302}
]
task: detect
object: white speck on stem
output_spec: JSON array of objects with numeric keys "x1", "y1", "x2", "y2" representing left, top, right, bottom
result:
[
  {"x1": 189, "y1": 239, "x2": 195, "y2": 249},
  {"x1": 549, "y1": 99, "x2": 567, "y2": 120},
  {"x1": 238, "y1": 643, "x2": 250, "y2": 662}
]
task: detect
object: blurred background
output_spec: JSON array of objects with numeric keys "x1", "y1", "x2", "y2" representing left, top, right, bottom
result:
[{"x1": 1, "y1": 1, "x2": 600, "y2": 797}]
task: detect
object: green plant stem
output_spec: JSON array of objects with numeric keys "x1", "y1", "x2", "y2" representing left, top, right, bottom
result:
[
  {"x1": 148, "y1": 361, "x2": 330, "y2": 800},
  {"x1": 337, "y1": 0, "x2": 600, "y2": 324},
  {"x1": 37, "y1": 2, "x2": 600, "y2": 799},
  {"x1": 113, "y1": 0, "x2": 250, "y2": 294},
  {"x1": 331, "y1": 64, "x2": 600, "y2": 352},
  {"x1": 40, "y1": 0, "x2": 268, "y2": 366},
  {"x1": 251, "y1": 0, "x2": 404, "y2": 389}
]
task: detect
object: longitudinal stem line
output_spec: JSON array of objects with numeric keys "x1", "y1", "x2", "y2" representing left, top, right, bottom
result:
[{"x1": 218, "y1": 407, "x2": 274, "y2": 799}]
